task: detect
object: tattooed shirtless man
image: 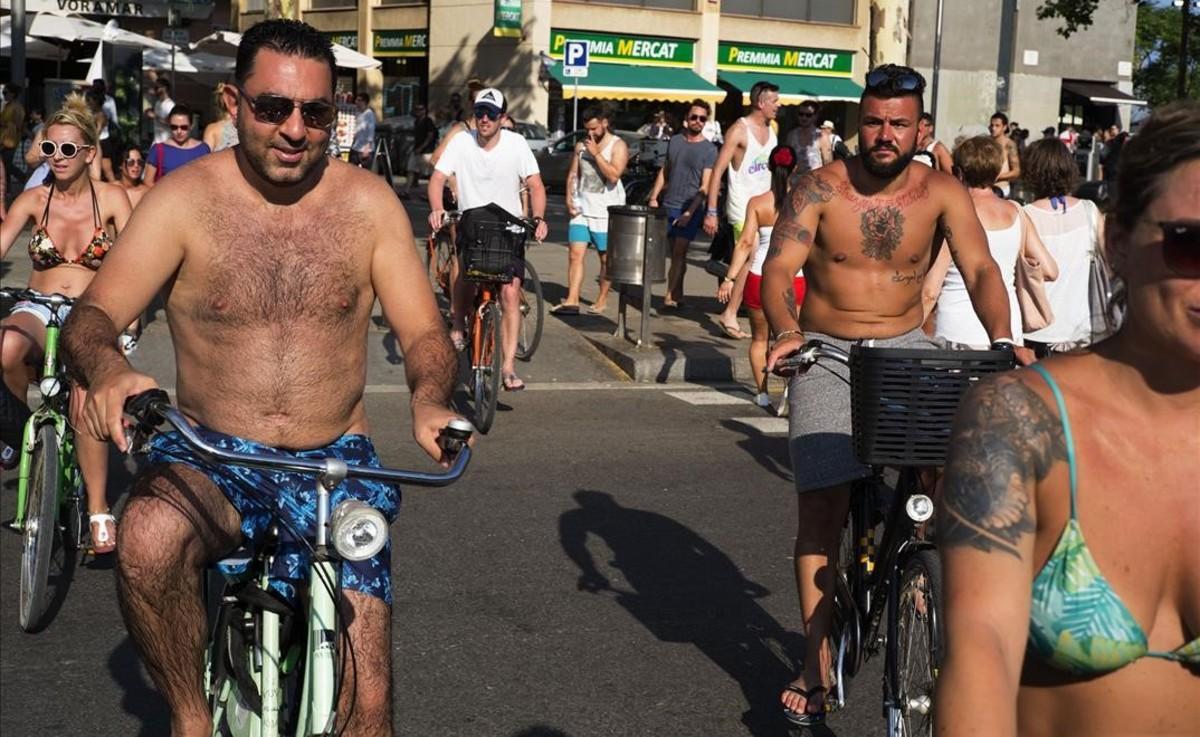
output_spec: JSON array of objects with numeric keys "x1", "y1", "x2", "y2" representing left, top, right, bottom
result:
[
  {"x1": 62, "y1": 21, "x2": 462, "y2": 737},
  {"x1": 760, "y1": 65, "x2": 1019, "y2": 725}
]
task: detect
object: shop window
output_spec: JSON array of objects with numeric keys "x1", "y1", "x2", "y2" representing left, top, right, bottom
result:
[
  {"x1": 243, "y1": 0, "x2": 264, "y2": 10},
  {"x1": 723, "y1": 0, "x2": 855, "y2": 24},
  {"x1": 309, "y1": 0, "x2": 357, "y2": 9},
  {"x1": 378, "y1": 0, "x2": 427, "y2": 5},
  {"x1": 571, "y1": 0, "x2": 695, "y2": 10}
]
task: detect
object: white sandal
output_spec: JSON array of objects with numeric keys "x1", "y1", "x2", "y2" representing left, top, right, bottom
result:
[{"x1": 89, "y1": 512, "x2": 117, "y2": 554}]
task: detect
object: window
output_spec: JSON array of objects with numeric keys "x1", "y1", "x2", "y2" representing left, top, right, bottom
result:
[
  {"x1": 243, "y1": 0, "x2": 264, "y2": 10},
  {"x1": 309, "y1": 0, "x2": 357, "y2": 9},
  {"x1": 723, "y1": 0, "x2": 855, "y2": 24},
  {"x1": 378, "y1": 0, "x2": 427, "y2": 5},
  {"x1": 572, "y1": 0, "x2": 695, "y2": 10}
]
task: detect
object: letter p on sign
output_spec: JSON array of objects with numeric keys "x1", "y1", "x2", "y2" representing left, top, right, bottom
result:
[{"x1": 563, "y1": 40, "x2": 589, "y2": 78}]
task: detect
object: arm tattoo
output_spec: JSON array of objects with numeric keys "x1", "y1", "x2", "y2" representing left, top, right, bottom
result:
[
  {"x1": 405, "y1": 326, "x2": 457, "y2": 407},
  {"x1": 766, "y1": 227, "x2": 811, "y2": 260},
  {"x1": 783, "y1": 286, "x2": 797, "y2": 312},
  {"x1": 939, "y1": 216, "x2": 958, "y2": 258},
  {"x1": 860, "y1": 206, "x2": 905, "y2": 261},
  {"x1": 938, "y1": 376, "x2": 1067, "y2": 559},
  {"x1": 772, "y1": 173, "x2": 831, "y2": 248}
]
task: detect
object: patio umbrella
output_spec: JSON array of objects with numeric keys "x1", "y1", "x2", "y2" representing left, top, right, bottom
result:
[
  {"x1": 29, "y1": 12, "x2": 174, "y2": 51},
  {"x1": 191, "y1": 30, "x2": 381, "y2": 70},
  {"x1": 1, "y1": 16, "x2": 70, "y2": 61},
  {"x1": 142, "y1": 47, "x2": 234, "y2": 75}
]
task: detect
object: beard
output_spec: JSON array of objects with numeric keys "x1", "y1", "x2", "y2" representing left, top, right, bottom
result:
[
  {"x1": 861, "y1": 141, "x2": 917, "y2": 178},
  {"x1": 235, "y1": 114, "x2": 329, "y2": 187}
]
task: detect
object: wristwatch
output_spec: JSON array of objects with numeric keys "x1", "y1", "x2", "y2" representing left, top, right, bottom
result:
[{"x1": 531, "y1": 216, "x2": 545, "y2": 225}]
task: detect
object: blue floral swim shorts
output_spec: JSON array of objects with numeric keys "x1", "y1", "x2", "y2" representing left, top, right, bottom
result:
[{"x1": 147, "y1": 427, "x2": 401, "y2": 605}]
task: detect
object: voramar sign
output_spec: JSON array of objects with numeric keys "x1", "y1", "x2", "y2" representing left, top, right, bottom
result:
[
  {"x1": 549, "y1": 29, "x2": 693, "y2": 68},
  {"x1": 718, "y1": 42, "x2": 853, "y2": 77},
  {"x1": 0, "y1": 0, "x2": 213, "y2": 19}
]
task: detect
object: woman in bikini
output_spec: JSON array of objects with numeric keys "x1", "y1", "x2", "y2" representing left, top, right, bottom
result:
[
  {"x1": 0, "y1": 94, "x2": 133, "y2": 554},
  {"x1": 937, "y1": 101, "x2": 1200, "y2": 735}
]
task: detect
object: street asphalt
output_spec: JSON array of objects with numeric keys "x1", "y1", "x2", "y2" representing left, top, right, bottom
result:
[{"x1": 0, "y1": 195, "x2": 887, "y2": 736}]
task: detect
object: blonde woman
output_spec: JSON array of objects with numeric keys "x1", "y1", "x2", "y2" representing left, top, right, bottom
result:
[{"x1": 0, "y1": 94, "x2": 132, "y2": 553}]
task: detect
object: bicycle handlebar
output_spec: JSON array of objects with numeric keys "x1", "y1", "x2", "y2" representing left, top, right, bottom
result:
[
  {"x1": 438, "y1": 210, "x2": 538, "y2": 237},
  {"x1": 0, "y1": 287, "x2": 77, "y2": 311},
  {"x1": 773, "y1": 339, "x2": 850, "y2": 373},
  {"x1": 124, "y1": 389, "x2": 474, "y2": 488}
]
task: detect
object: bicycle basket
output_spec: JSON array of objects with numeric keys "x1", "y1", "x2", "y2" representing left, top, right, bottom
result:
[
  {"x1": 461, "y1": 220, "x2": 525, "y2": 283},
  {"x1": 849, "y1": 346, "x2": 1014, "y2": 466}
]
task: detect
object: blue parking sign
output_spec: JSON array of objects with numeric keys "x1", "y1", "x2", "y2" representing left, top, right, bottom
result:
[{"x1": 563, "y1": 40, "x2": 589, "y2": 78}]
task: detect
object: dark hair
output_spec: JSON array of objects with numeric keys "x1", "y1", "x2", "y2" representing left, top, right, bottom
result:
[
  {"x1": 121, "y1": 143, "x2": 145, "y2": 160},
  {"x1": 688, "y1": 98, "x2": 712, "y2": 115},
  {"x1": 990, "y1": 111, "x2": 1008, "y2": 125},
  {"x1": 355, "y1": 92, "x2": 370, "y2": 104},
  {"x1": 749, "y1": 80, "x2": 780, "y2": 107},
  {"x1": 953, "y1": 136, "x2": 1005, "y2": 188},
  {"x1": 798, "y1": 99, "x2": 819, "y2": 113},
  {"x1": 768, "y1": 145, "x2": 797, "y2": 210},
  {"x1": 156, "y1": 78, "x2": 171, "y2": 94},
  {"x1": 1112, "y1": 101, "x2": 1200, "y2": 232},
  {"x1": 85, "y1": 89, "x2": 105, "y2": 108},
  {"x1": 235, "y1": 19, "x2": 337, "y2": 93},
  {"x1": 919, "y1": 112, "x2": 934, "y2": 125},
  {"x1": 168, "y1": 103, "x2": 193, "y2": 121},
  {"x1": 1021, "y1": 139, "x2": 1079, "y2": 200},
  {"x1": 581, "y1": 105, "x2": 609, "y2": 123},
  {"x1": 861, "y1": 64, "x2": 925, "y2": 115}
]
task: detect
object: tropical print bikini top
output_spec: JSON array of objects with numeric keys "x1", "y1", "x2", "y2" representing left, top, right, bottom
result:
[
  {"x1": 28, "y1": 179, "x2": 113, "y2": 271},
  {"x1": 1027, "y1": 363, "x2": 1200, "y2": 675}
]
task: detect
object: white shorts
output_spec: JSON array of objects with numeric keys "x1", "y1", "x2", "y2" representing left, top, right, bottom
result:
[{"x1": 8, "y1": 300, "x2": 72, "y2": 326}]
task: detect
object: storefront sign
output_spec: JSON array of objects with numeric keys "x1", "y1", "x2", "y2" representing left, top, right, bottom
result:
[
  {"x1": 549, "y1": 29, "x2": 694, "y2": 68},
  {"x1": 717, "y1": 42, "x2": 853, "y2": 77},
  {"x1": 325, "y1": 31, "x2": 357, "y2": 49},
  {"x1": 0, "y1": 0, "x2": 213, "y2": 19},
  {"x1": 373, "y1": 30, "x2": 428, "y2": 58},
  {"x1": 494, "y1": 0, "x2": 522, "y2": 39}
]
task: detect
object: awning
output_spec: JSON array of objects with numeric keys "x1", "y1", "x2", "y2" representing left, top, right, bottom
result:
[
  {"x1": 549, "y1": 62, "x2": 724, "y2": 104},
  {"x1": 29, "y1": 12, "x2": 174, "y2": 50},
  {"x1": 719, "y1": 71, "x2": 863, "y2": 105},
  {"x1": 1, "y1": 17, "x2": 70, "y2": 60},
  {"x1": 191, "y1": 30, "x2": 381, "y2": 71},
  {"x1": 1061, "y1": 80, "x2": 1147, "y2": 106}
]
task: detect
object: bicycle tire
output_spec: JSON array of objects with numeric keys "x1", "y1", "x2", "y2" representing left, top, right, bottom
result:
[
  {"x1": 891, "y1": 548, "x2": 943, "y2": 737},
  {"x1": 64, "y1": 479, "x2": 85, "y2": 552},
  {"x1": 19, "y1": 423, "x2": 61, "y2": 633},
  {"x1": 472, "y1": 303, "x2": 502, "y2": 434},
  {"x1": 429, "y1": 232, "x2": 455, "y2": 300},
  {"x1": 515, "y1": 262, "x2": 545, "y2": 361}
]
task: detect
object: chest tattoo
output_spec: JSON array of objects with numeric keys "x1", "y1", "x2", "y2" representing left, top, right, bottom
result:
[{"x1": 860, "y1": 207, "x2": 905, "y2": 261}]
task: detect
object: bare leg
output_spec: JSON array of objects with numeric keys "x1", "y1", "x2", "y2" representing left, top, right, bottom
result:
[
  {"x1": 666, "y1": 237, "x2": 689, "y2": 304},
  {"x1": 563, "y1": 242, "x2": 587, "y2": 306},
  {"x1": 336, "y1": 592, "x2": 393, "y2": 737},
  {"x1": 449, "y1": 257, "x2": 470, "y2": 341},
  {"x1": 117, "y1": 463, "x2": 241, "y2": 737},
  {"x1": 593, "y1": 252, "x2": 611, "y2": 310},
  {"x1": 0, "y1": 315, "x2": 44, "y2": 401},
  {"x1": 719, "y1": 267, "x2": 749, "y2": 329},
  {"x1": 781, "y1": 484, "x2": 851, "y2": 717},
  {"x1": 748, "y1": 308, "x2": 769, "y2": 394},
  {"x1": 499, "y1": 278, "x2": 522, "y2": 380}
]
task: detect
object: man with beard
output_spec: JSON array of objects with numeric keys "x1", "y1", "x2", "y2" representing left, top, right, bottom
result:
[
  {"x1": 760, "y1": 64, "x2": 1015, "y2": 727},
  {"x1": 62, "y1": 20, "x2": 462, "y2": 737}
]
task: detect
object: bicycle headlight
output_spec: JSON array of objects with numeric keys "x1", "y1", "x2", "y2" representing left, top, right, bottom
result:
[
  {"x1": 329, "y1": 500, "x2": 388, "y2": 561},
  {"x1": 38, "y1": 376, "x2": 62, "y2": 398},
  {"x1": 905, "y1": 494, "x2": 935, "y2": 523}
]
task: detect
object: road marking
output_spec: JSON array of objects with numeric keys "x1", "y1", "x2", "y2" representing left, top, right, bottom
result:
[
  {"x1": 665, "y1": 390, "x2": 752, "y2": 405},
  {"x1": 727, "y1": 416, "x2": 789, "y2": 435}
]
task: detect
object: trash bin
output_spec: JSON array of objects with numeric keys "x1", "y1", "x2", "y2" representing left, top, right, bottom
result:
[{"x1": 606, "y1": 205, "x2": 667, "y2": 285}]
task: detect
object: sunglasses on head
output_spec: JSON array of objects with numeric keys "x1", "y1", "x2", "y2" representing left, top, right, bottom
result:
[
  {"x1": 688, "y1": 114, "x2": 707, "y2": 122},
  {"x1": 40, "y1": 140, "x2": 94, "y2": 159},
  {"x1": 474, "y1": 106, "x2": 501, "y2": 121},
  {"x1": 865, "y1": 68, "x2": 924, "y2": 94},
  {"x1": 237, "y1": 87, "x2": 337, "y2": 129},
  {"x1": 1156, "y1": 220, "x2": 1200, "y2": 276}
]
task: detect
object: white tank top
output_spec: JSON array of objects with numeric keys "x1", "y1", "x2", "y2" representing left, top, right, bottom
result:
[
  {"x1": 725, "y1": 117, "x2": 777, "y2": 227},
  {"x1": 1023, "y1": 199, "x2": 1100, "y2": 343},
  {"x1": 574, "y1": 135, "x2": 626, "y2": 217},
  {"x1": 750, "y1": 225, "x2": 803, "y2": 277},
  {"x1": 936, "y1": 205, "x2": 1024, "y2": 347}
]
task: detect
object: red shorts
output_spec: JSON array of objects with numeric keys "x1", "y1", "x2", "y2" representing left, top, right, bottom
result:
[{"x1": 744, "y1": 273, "x2": 806, "y2": 312}]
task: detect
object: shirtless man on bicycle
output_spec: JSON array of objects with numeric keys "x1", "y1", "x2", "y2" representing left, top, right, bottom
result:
[
  {"x1": 760, "y1": 65, "x2": 1020, "y2": 725},
  {"x1": 62, "y1": 20, "x2": 461, "y2": 737}
]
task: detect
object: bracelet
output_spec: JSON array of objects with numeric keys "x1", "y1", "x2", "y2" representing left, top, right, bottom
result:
[
  {"x1": 775, "y1": 329, "x2": 804, "y2": 343},
  {"x1": 706, "y1": 208, "x2": 718, "y2": 216},
  {"x1": 722, "y1": 276, "x2": 735, "y2": 284}
]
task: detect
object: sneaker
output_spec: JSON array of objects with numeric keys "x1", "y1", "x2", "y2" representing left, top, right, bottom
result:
[
  {"x1": 119, "y1": 333, "x2": 138, "y2": 356},
  {"x1": 753, "y1": 392, "x2": 771, "y2": 408}
]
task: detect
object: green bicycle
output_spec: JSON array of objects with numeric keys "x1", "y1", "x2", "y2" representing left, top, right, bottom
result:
[{"x1": 2, "y1": 288, "x2": 88, "y2": 633}]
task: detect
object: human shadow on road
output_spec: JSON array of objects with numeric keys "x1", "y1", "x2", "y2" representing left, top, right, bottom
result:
[
  {"x1": 108, "y1": 636, "x2": 171, "y2": 735},
  {"x1": 720, "y1": 418, "x2": 794, "y2": 484},
  {"x1": 509, "y1": 726, "x2": 572, "y2": 737},
  {"x1": 559, "y1": 490, "x2": 802, "y2": 737}
]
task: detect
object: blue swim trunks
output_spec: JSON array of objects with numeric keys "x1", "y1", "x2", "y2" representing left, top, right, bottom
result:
[
  {"x1": 568, "y1": 217, "x2": 609, "y2": 252},
  {"x1": 147, "y1": 427, "x2": 401, "y2": 605},
  {"x1": 666, "y1": 206, "x2": 704, "y2": 242}
]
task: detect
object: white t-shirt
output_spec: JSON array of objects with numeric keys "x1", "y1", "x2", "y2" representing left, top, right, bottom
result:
[
  {"x1": 435, "y1": 129, "x2": 540, "y2": 219},
  {"x1": 153, "y1": 94, "x2": 174, "y2": 144}
]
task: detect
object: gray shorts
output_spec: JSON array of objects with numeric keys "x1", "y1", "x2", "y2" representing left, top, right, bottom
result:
[{"x1": 787, "y1": 327, "x2": 935, "y2": 493}]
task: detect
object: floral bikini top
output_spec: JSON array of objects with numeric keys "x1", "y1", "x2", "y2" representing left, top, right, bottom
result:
[
  {"x1": 28, "y1": 179, "x2": 113, "y2": 271},
  {"x1": 1027, "y1": 363, "x2": 1200, "y2": 675}
]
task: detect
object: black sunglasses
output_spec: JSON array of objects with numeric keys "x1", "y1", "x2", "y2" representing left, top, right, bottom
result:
[
  {"x1": 124, "y1": 157, "x2": 144, "y2": 166},
  {"x1": 1157, "y1": 220, "x2": 1200, "y2": 276},
  {"x1": 170, "y1": 124, "x2": 190, "y2": 131},
  {"x1": 865, "y1": 68, "x2": 924, "y2": 93},
  {"x1": 688, "y1": 114, "x2": 708, "y2": 122},
  {"x1": 237, "y1": 87, "x2": 337, "y2": 129},
  {"x1": 40, "y1": 140, "x2": 93, "y2": 159},
  {"x1": 473, "y1": 106, "x2": 500, "y2": 121}
]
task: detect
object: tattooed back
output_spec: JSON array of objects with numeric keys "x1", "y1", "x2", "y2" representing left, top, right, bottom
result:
[{"x1": 789, "y1": 160, "x2": 960, "y2": 338}]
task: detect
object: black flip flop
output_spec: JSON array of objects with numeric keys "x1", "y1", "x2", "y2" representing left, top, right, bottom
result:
[{"x1": 782, "y1": 685, "x2": 827, "y2": 726}]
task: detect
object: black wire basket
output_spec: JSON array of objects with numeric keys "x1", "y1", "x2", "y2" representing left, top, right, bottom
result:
[
  {"x1": 849, "y1": 346, "x2": 1015, "y2": 466},
  {"x1": 461, "y1": 221, "x2": 526, "y2": 284}
]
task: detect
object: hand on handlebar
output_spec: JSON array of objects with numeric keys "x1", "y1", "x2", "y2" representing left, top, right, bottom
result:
[
  {"x1": 1014, "y1": 346, "x2": 1036, "y2": 366},
  {"x1": 765, "y1": 333, "x2": 808, "y2": 377},
  {"x1": 412, "y1": 400, "x2": 474, "y2": 468},
  {"x1": 85, "y1": 367, "x2": 161, "y2": 452},
  {"x1": 428, "y1": 209, "x2": 447, "y2": 234}
]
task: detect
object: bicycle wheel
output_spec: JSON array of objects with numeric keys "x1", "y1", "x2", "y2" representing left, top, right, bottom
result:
[
  {"x1": 891, "y1": 548, "x2": 943, "y2": 737},
  {"x1": 514, "y1": 262, "x2": 544, "y2": 361},
  {"x1": 471, "y1": 303, "x2": 502, "y2": 434},
  {"x1": 19, "y1": 423, "x2": 62, "y2": 632},
  {"x1": 428, "y1": 232, "x2": 455, "y2": 300}
]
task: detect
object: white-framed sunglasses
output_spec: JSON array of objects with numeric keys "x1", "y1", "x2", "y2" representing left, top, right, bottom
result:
[{"x1": 40, "y1": 140, "x2": 95, "y2": 159}]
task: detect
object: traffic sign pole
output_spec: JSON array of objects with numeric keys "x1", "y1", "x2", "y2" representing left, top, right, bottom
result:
[
  {"x1": 563, "y1": 39, "x2": 589, "y2": 132},
  {"x1": 573, "y1": 79, "x2": 579, "y2": 131}
]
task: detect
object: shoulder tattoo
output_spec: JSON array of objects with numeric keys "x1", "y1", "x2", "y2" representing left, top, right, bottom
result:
[
  {"x1": 771, "y1": 173, "x2": 831, "y2": 248},
  {"x1": 938, "y1": 376, "x2": 1067, "y2": 559}
]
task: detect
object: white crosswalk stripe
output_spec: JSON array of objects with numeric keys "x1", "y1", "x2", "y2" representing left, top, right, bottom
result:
[
  {"x1": 727, "y1": 416, "x2": 789, "y2": 435},
  {"x1": 664, "y1": 390, "x2": 753, "y2": 405}
]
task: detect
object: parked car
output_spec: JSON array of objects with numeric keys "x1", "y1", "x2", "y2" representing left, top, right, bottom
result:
[
  {"x1": 512, "y1": 121, "x2": 550, "y2": 152},
  {"x1": 534, "y1": 129, "x2": 648, "y2": 192}
]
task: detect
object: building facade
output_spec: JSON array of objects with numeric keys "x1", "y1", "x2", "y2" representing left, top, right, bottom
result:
[{"x1": 908, "y1": 0, "x2": 1142, "y2": 143}]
